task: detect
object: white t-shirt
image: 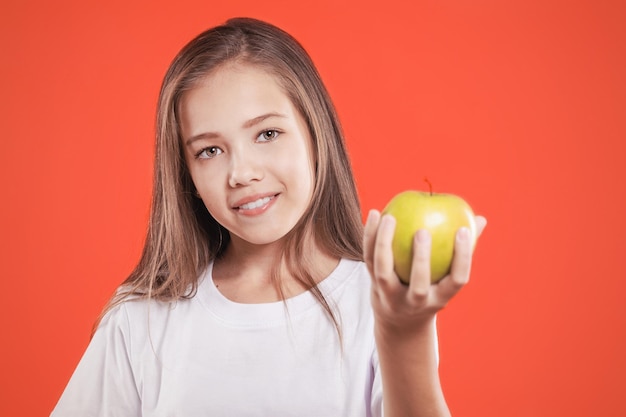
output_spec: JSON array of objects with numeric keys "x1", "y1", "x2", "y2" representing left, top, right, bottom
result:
[{"x1": 51, "y1": 259, "x2": 386, "y2": 417}]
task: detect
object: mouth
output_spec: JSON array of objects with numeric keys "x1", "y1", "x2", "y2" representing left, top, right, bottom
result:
[{"x1": 233, "y1": 193, "x2": 279, "y2": 213}]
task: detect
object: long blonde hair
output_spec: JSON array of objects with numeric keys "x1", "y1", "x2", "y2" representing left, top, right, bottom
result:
[{"x1": 95, "y1": 17, "x2": 363, "y2": 334}]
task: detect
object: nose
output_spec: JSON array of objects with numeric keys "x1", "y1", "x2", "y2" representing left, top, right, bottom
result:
[{"x1": 227, "y1": 147, "x2": 264, "y2": 188}]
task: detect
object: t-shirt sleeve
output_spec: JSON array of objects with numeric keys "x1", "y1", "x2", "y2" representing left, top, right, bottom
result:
[
  {"x1": 370, "y1": 348, "x2": 384, "y2": 417},
  {"x1": 50, "y1": 303, "x2": 141, "y2": 417}
]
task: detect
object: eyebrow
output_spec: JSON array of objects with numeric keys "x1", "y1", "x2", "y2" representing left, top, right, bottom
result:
[{"x1": 184, "y1": 112, "x2": 288, "y2": 146}]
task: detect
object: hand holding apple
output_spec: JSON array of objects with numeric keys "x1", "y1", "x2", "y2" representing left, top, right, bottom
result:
[{"x1": 382, "y1": 184, "x2": 477, "y2": 284}]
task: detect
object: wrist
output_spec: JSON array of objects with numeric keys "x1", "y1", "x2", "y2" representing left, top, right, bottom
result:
[{"x1": 374, "y1": 315, "x2": 438, "y2": 354}]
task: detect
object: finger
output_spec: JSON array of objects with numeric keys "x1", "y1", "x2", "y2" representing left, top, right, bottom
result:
[
  {"x1": 363, "y1": 210, "x2": 381, "y2": 272},
  {"x1": 450, "y1": 227, "x2": 473, "y2": 284},
  {"x1": 408, "y1": 229, "x2": 432, "y2": 301},
  {"x1": 372, "y1": 214, "x2": 397, "y2": 284},
  {"x1": 474, "y1": 215, "x2": 487, "y2": 240},
  {"x1": 435, "y1": 226, "x2": 472, "y2": 303}
]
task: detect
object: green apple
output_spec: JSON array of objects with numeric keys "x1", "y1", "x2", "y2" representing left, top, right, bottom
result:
[{"x1": 382, "y1": 189, "x2": 477, "y2": 284}]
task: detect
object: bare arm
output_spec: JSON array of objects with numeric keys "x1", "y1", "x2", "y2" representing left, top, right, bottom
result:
[{"x1": 364, "y1": 210, "x2": 487, "y2": 417}]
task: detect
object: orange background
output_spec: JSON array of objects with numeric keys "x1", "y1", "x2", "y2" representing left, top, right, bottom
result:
[{"x1": 1, "y1": 0, "x2": 625, "y2": 415}]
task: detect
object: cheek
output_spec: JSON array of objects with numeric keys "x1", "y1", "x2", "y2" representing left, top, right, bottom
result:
[
  {"x1": 287, "y1": 155, "x2": 316, "y2": 200},
  {"x1": 198, "y1": 195, "x2": 228, "y2": 224},
  {"x1": 280, "y1": 143, "x2": 315, "y2": 180},
  {"x1": 203, "y1": 204, "x2": 219, "y2": 221},
  {"x1": 189, "y1": 169, "x2": 224, "y2": 208}
]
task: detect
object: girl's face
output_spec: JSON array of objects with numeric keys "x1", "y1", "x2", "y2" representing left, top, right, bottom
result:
[{"x1": 180, "y1": 64, "x2": 316, "y2": 248}]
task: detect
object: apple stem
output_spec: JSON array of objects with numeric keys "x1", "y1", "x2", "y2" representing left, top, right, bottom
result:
[{"x1": 424, "y1": 177, "x2": 433, "y2": 196}]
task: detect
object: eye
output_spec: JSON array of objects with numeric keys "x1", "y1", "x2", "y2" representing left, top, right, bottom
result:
[
  {"x1": 257, "y1": 129, "x2": 281, "y2": 142},
  {"x1": 196, "y1": 146, "x2": 223, "y2": 159}
]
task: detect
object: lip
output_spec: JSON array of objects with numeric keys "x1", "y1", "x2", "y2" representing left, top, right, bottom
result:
[{"x1": 231, "y1": 192, "x2": 279, "y2": 216}]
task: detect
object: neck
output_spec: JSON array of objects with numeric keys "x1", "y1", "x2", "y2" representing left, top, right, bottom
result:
[
  {"x1": 222, "y1": 237, "x2": 283, "y2": 279},
  {"x1": 212, "y1": 233, "x2": 340, "y2": 303}
]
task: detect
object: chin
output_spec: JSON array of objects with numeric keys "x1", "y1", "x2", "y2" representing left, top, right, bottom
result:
[{"x1": 231, "y1": 229, "x2": 292, "y2": 247}]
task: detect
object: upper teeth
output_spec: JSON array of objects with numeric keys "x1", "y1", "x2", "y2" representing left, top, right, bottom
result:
[{"x1": 239, "y1": 196, "x2": 272, "y2": 210}]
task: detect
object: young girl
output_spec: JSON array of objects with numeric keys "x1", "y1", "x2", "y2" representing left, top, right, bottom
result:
[{"x1": 52, "y1": 17, "x2": 486, "y2": 417}]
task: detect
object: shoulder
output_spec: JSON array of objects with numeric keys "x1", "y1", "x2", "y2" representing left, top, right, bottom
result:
[
  {"x1": 328, "y1": 258, "x2": 375, "y2": 322},
  {"x1": 329, "y1": 258, "x2": 369, "y2": 280},
  {"x1": 95, "y1": 293, "x2": 198, "y2": 343},
  {"x1": 331, "y1": 258, "x2": 372, "y2": 294}
]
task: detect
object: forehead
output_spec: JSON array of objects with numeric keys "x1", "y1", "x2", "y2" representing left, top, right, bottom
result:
[{"x1": 179, "y1": 64, "x2": 297, "y2": 131}]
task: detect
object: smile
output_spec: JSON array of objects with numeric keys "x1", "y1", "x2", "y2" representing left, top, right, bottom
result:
[
  {"x1": 232, "y1": 193, "x2": 279, "y2": 215},
  {"x1": 238, "y1": 196, "x2": 274, "y2": 210}
]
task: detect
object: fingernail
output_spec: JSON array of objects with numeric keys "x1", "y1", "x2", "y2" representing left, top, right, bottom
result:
[
  {"x1": 366, "y1": 209, "x2": 379, "y2": 224},
  {"x1": 416, "y1": 229, "x2": 430, "y2": 243},
  {"x1": 382, "y1": 214, "x2": 396, "y2": 228},
  {"x1": 457, "y1": 227, "x2": 470, "y2": 241}
]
